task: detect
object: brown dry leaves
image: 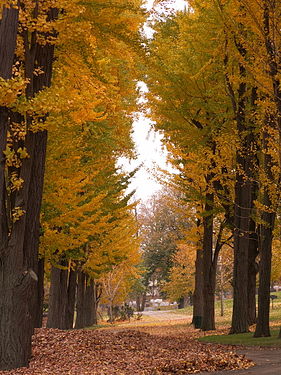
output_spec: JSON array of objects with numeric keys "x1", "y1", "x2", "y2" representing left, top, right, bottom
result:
[{"x1": 0, "y1": 328, "x2": 253, "y2": 374}]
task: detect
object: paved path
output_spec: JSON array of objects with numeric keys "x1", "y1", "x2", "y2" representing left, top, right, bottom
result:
[
  {"x1": 141, "y1": 309, "x2": 191, "y2": 321},
  {"x1": 198, "y1": 347, "x2": 281, "y2": 375}
]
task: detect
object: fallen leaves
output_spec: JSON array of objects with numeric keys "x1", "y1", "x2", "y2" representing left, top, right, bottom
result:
[{"x1": 0, "y1": 328, "x2": 254, "y2": 374}]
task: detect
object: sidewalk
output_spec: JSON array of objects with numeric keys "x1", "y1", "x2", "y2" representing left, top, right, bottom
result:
[{"x1": 198, "y1": 347, "x2": 281, "y2": 374}]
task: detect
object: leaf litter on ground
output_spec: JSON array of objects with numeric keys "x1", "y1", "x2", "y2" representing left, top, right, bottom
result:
[{"x1": 0, "y1": 328, "x2": 254, "y2": 374}]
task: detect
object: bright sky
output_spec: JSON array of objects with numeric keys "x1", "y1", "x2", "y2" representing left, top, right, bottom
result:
[{"x1": 118, "y1": 0, "x2": 187, "y2": 202}]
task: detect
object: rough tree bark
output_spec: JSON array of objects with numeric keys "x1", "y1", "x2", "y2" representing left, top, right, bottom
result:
[
  {"x1": 201, "y1": 211, "x2": 225, "y2": 331},
  {"x1": 75, "y1": 272, "x2": 98, "y2": 328},
  {"x1": 231, "y1": 136, "x2": 252, "y2": 334},
  {"x1": 201, "y1": 189, "x2": 215, "y2": 331},
  {"x1": 254, "y1": 126, "x2": 276, "y2": 337},
  {"x1": 192, "y1": 216, "x2": 203, "y2": 328},
  {"x1": 247, "y1": 222, "x2": 258, "y2": 326},
  {"x1": 75, "y1": 271, "x2": 86, "y2": 329},
  {"x1": 23, "y1": 7, "x2": 58, "y2": 330},
  {"x1": 47, "y1": 264, "x2": 68, "y2": 329},
  {"x1": 47, "y1": 264, "x2": 77, "y2": 330},
  {"x1": 1, "y1": 4, "x2": 59, "y2": 368},
  {"x1": 230, "y1": 61, "x2": 258, "y2": 334},
  {"x1": 65, "y1": 268, "x2": 77, "y2": 329},
  {"x1": 0, "y1": 3, "x2": 36, "y2": 370},
  {"x1": 84, "y1": 278, "x2": 98, "y2": 326},
  {"x1": 253, "y1": 0, "x2": 281, "y2": 338},
  {"x1": 192, "y1": 248, "x2": 204, "y2": 328}
]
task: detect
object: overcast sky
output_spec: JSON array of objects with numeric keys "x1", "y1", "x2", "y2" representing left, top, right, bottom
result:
[{"x1": 118, "y1": 0, "x2": 187, "y2": 202}]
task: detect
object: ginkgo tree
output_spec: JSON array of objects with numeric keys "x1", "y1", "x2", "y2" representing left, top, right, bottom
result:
[{"x1": 143, "y1": 7, "x2": 237, "y2": 330}]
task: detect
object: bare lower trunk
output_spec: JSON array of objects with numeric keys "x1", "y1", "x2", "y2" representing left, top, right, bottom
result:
[
  {"x1": 0, "y1": 249, "x2": 37, "y2": 370},
  {"x1": 192, "y1": 218, "x2": 204, "y2": 328},
  {"x1": 75, "y1": 271, "x2": 86, "y2": 329},
  {"x1": 201, "y1": 191, "x2": 215, "y2": 331},
  {"x1": 230, "y1": 123, "x2": 256, "y2": 333},
  {"x1": 23, "y1": 131, "x2": 48, "y2": 329},
  {"x1": 247, "y1": 227, "x2": 258, "y2": 326},
  {"x1": 84, "y1": 278, "x2": 97, "y2": 326},
  {"x1": 34, "y1": 258, "x2": 45, "y2": 328},
  {"x1": 47, "y1": 265, "x2": 68, "y2": 329},
  {"x1": 230, "y1": 178, "x2": 251, "y2": 333},
  {"x1": 193, "y1": 249, "x2": 204, "y2": 327},
  {"x1": 254, "y1": 209, "x2": 274, "y2": 337},
  {"x1": 247, "y1": 178, "x2": 259, "y2": 326},
  {"x1": 255, "y1": 140, "x2": 276, "y2": 337},
  {"x1": 65, "y1": 268, "x2": 77, "y2": 329}
]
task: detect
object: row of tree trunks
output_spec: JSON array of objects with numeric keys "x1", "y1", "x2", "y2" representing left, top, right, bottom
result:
[{"x1": 47, "y1": 267, "x2": 98, "y2": 330}]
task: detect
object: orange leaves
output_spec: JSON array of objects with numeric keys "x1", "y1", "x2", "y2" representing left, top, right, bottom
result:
[
  {"x1": 164, "y1": 243, "x2": 196, "y2": 301},
  {"x1": 0, "y1": 328, "x2": 253, "y2": 375}
]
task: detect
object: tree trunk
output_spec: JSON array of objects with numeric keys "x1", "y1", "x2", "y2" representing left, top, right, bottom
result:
[
  {"x1": 0, "y1": 5, "x2": 33, "y2": 369},
  {"x1": 254, "y1": 207, "x2": 274, "y2": 337},
  {"x1": 84, "y1": 278, "x2": 97, "y2": 326},
  {"x1": 247, "y1": 226, "x2": 258, "y2": 326},
  {"x1": 192, "y1": 216, "x2": 204, "y2": 327},
  {"x1": 0, "y1": 3, "x2": 19, "y2": 80},
  {"x1": 201, "y1": 191, "x2": 215, "y2": 331},
  {"x1": 75, "y1": 271, "x2": 86, "y2": 329},
  {"x1": 230, "y1": 63, "x2": 257, "y2": 334},
  {"x1": 34, "y1": 257, "x2": 45, "y2": 328},
  {"x1": 0, "y1": 4, "x2": 58, "y2": 370},
  {"x1": 23, "y1": 7, "x2": 57, "y2": 330},
  {"x1": 0, "y1": 258, "x2": 37, "y2": 370},
  {"x1": 192, "y1": 249, "x2": 204, "y2": 328},
  {"x1": 254, "y1": 130, "x2": 276, "y2": 337},
  {"x1": 230, "y1": 166, "x2": 251, "y2": 333},
  {"x1": 137, "y1": 292, "x2": 146, "y2": 312},
  {"x1": 136, "y1": 295, "x2": 141, "y2": 311},
  {"x1": 23, "y1": 130, "x2": 48, "y2": 330},
  {"x1": 65, "y1": 268, "x2": 77, "y2": 329},
  {"x1": 47, "y1": 265, "x2": 68, "y2": 329},
  {"x1": 247, "y1": 170, "x2": 259, "y2": 326}
]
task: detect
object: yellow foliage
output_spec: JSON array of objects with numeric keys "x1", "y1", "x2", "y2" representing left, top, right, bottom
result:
[{"x1": 163, "y1": 243, "x2": 196, "y2": 301}]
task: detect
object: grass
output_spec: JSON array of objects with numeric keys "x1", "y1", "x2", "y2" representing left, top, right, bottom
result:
[
  {"x1": 86, "y1": 324, "x2": 109, "y2": 330},
  {"x1": 199, "y1": 328, "x2": 281, "y2": 347},
  {"x1": 173, "y1": 291, "x2": 281, "y2": 327},
  {"x1": 192, "y1": 291, "x2": 281, "y2": 348}
]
